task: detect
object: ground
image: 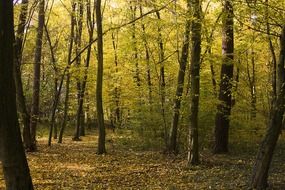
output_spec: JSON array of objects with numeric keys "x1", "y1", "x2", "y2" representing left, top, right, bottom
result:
[{"x1": 0, "y1": 131, "x2": 285, "y2": 189}]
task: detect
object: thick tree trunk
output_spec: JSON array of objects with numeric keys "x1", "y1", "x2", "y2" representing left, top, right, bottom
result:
[
  {"x1": 30, "y1": 0, "x2": 45, "y2": 151},
  {"x1": 0, "y1": 1, "x2": 34, "y2": 188},
  {"x1": 214, "y1": 0, "x2": 234, "y2": 154},
  {"x1": 251, "y1": 25, "x2": 285, "y2": 190},
  {"x1": 168, "y1": 11, "x2": 191, "y2": 153},
  {"x1": 96, "y1": 0, "x2": 106, "y2": 154},
  {"x1": 188, "y1": 0, "x2": 202, "y2": 165},
  {"x1": 14, "y1": 0, "x2": 33, "y2": 150}
]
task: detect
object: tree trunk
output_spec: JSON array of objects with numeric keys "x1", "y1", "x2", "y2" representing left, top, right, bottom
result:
[
  {"x1": 74, "y1": 0, "x2": 84, "y2": 141},
  {"x1": 14, "y1": 0, "x2": 33, "y2": 150},
  {"x1": 30, "y1": 0, "x2": 45, "y2": 151},
  {"x1": 96, "y1": 0, "x2": 106, "y2": 154},
  {"x1": 111, "y1": 31, "x2": 121, "y2": 125},
  {"x1": 251, "y1": 25, "x2": 285, "y2": 190},
  {"x1": 213, "y1": 0, "x2": 234, "y2": 154},
  {"x1": 139, "y1": 5, "x2": 152, "y2": 105},
  {"x1": 58, "y1": 73, "x2": 70, "y2": 144},
  {"x1": 188, "y1": 0, "x2": 202, "y2": 165},
  {"x1": 57, "y1": 1, "x2": 76, "y2": 144},
  {"x1": 0, "y1": 1, "x2": 34, "y2": 188},
  {"x1": 44, "y1": 24, "x2": 59, "y2": 143},
  {"x1": 130, "y1": 4, "x2": 140, "y2": 87},
  {"x1": 156, "y1": 10, "x2": 168, "y2": 147},
  {"x1": 168, "y1": 9, "x2": 191, "y2": 153}
]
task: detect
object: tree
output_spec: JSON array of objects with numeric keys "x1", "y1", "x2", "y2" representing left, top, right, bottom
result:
[
  {"x1": 14, "y1": 0, "x2": 33, "y2": 150},
  {"x1": 168, "y1": 3, "x2": 191, "y2": 153},
  {"x1": 214, "y1": 0, "x2": 234, "y2": 154},
  {"x1": 188, "y1": 0, "x2": 202, "y2": 165},
  {"x1": 96, "y1": 0, "x2": 106, "y2": 154},
  {"x1": 0, "y1": 0, "x2": 34, "y2": 188},
  {"x1": 74, "y1": 0, "x2": 85, "y2": 140},
  {"x1": 58, "y1": 0, "x2": 76, "y2": 144},
  {"x1": 251, "y1": 25, "x2": 285, "y2": 190},
  {"x1": 30, "y1": 0, "x2": 45, "y2": 151}
]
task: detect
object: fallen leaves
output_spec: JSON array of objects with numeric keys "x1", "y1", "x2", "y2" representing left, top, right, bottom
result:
[{"x1": 0, "y1": 134, "x2": 284, "y2": 189}]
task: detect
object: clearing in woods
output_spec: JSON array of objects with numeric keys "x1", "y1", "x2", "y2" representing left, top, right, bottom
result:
[{"x1": 0, "y1": 132, "x2": 285, "y2": 189}]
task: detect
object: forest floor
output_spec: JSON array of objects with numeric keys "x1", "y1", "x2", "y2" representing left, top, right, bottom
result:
[{"x1": 0, "y1": 130, "x2": 285, "y2": 190}]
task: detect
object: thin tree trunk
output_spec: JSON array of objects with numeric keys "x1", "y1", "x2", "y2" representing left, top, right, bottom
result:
[
  {"x1": 57, "y1": 1, "x2": 76, "y2": 144},
  {"x1": 188, "y1": 0, "x2": 202, "y2": 165},
  {"x1": 78, "y1": 0, "x2": 95, "y2": 136},
  {"x1": 168, "y1": 10, "x2": 191, "y2": 153},
  {"x1": 30, "y1": 0, "x2": 45, "y2": 151},
  {"x1": 0, "y1": 1, "x2": 34, "y2": 188},
  {"x1": 96, "y1": 0, "x2": 106, "y2": 154},
  {"x1": 139, "y1": 5, "x2": 152, "y2": 105},
  {"x1": 74, "y1": 0, "x2": 84, "y2": 141},
  {"x1": 14, "y1": 0, "x2": 33, "y2": 150},
  {"x1": 156, "y1": 10, "x2": 168, "y2": 148},
  {"x1": 246, "y1": 50, "x2": 257, "y2": 119},
  {"x1": 58, "y1": 73, "x2": 70, "y2": 143},
  {"x1": 265, "y1": 0, "x2": 277, "y2": 101},
  {"x1": 111, "y1": 31, "x2": 121, "y2": 125},
  {"x1": 251, "y1": 25, "x2": 285, "y2": 190},
  {"x1": 44, "y1": 24, "x2": 59, "y2": 141},
  {"x1": 130, "y1": 4, "x2": 140, "y2": 87},
  {"x1": 213, "y1": 0, "x2": 234, "y2": 154}
]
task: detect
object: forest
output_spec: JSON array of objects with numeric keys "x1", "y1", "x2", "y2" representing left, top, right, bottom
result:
[{"x1": 0, "y1": 0, "x2": 285, "y2": 189}]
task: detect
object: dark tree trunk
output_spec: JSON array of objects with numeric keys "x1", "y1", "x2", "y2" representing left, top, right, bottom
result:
[
  {"x1": 14, "y1": 0, "x2": 33, "y2": 150},
  {"x1": 74, "y1": 0, "x2": 84, "y2": 141},
  {"x1": 168, "y1": 9, "x2": 191, "y2": 153},
  {"x1": 156, "y1": 10, "x2": 168, "y2": 147},
  {"x1": 213, "y1": 0, "x2": 234, "y2": 154},
  {"x1": 78, "y1": 0, "x2": 95, "y2": 136},
  {"x1": 96, "y1": 0, "x2": 106, "y2": 154},
  {"x1": 0, "y1": 1, "x2": 34, "y2": 188},
  {"x1": 188, "y1": 0, "x2": 201, "y2": 165},
  {"x1": 251, "y1": 25, "x2": 285, "y2": 190},
  {"x1": 30, "y1": 0, "x2": 45, "y2": 151}
]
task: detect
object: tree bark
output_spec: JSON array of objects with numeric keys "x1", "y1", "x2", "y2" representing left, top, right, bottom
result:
[
  {"x1": 96, "y1": 0, "x2": 106, "y2": 154},
  {"x1": 0, "y1": 1, "x2": 34, "y2": 188},
  {"x1": 168, "y1": 7, "x2": 191, "y2": 153},
  {"x1": 213, "y1": 0, "x2": 234, "y2": 154},
  {"x1": 14, "y1": 0, "x2": 33, "y2": 150},
  {"x1": 251, "y1": 25, "x2": 285, "y2": 190},
  {"x1": 188, "y1": 0, "x2": 202, "y2": 165},
  {"x1": 30, "y1": 0, "x2": 45, "y2": 151}
]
